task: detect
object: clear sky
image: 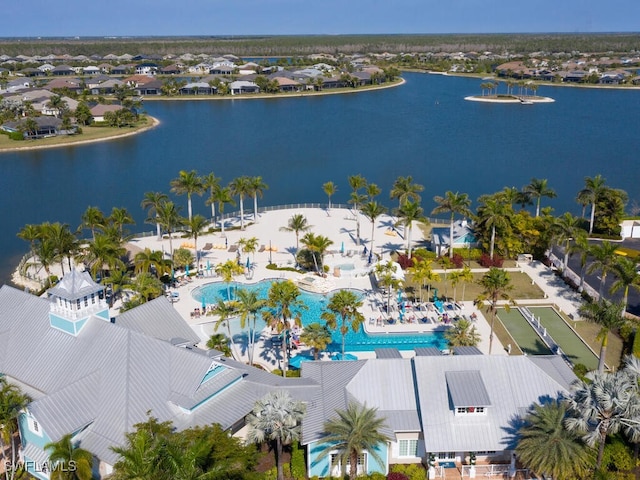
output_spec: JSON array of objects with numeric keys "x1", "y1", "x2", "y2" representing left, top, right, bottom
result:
[{"x1": 2, "y1": 0, "x2": 638, "y2": 37}]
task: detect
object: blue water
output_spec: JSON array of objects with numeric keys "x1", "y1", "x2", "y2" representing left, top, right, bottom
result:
[
  {"x1": 1, "y1": 73, "x2": 638, "y2": 285},
  {"x1": 192, "y1": 279, "x2": 448, "y2": 352}
]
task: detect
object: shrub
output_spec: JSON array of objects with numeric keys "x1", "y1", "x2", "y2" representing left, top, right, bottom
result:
[
  {"x1": 573, "y1": 363, "x2": 589, "y2": 381},
  {"x1": 451, "y1": 253, "x2": 465, "y2": 268},
  {"x1": 290, "y1": 441, "x2": 306, "y2": 479},
  {"x1": 412, "y1": 248, "x2": 436, "y2": 260},
  {"x1": 8, "y1": 131, "x2": 24, "y2": 141},
  {"x1": 632, "y1": 329, "x2": 640, "y2": 358},
  {"x1": 387, "y1": 473, "x2": 409, "y2": 480},
  {"x1": 390, "y1": 463, "x2": 427, "y2": 480},
  {"x1": 396, "y1": 253, "x2": 414, "y2": 269},
  {"x1": 479, "y1": 253, "x2": 503, "y2": 268}
]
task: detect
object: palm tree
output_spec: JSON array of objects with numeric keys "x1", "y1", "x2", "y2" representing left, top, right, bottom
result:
[
  {"x1": 210, "y1": 185, "x2": 235, "y2": 235},
  {"x1": 587, "y1": 241, "x2": 619, "y2": 299},
  {"x1": 375, "y1": 260, "x2": 402, "y2": 314},
  {"x1": 523, "y1": 178, "x2": 557, "y2": 217},
  {"x1": 214, "y1": 259, "x2": 244, "y2": 301},
  {"x1": 124, "y1": 273, "x2": 164, "y2": 307},
  {"x1": 360, "y1": 201, "x2": 387, "y2": 261},
  {"x1": 300, "y1": 322, "x2": 332, "y2": 360},
  {"x1": 246, "y1": 390, "x2": 306, "y2": 480},
  {"x1": 319, "y1": 402, "x2": 388, "y2": 479},
  {"x1": 366, "y1": 183, "x2": 381, "y2": 200},
  {"x1": 238, "y1": 236, "x2": 259, "y2": 264},
  {"x1": 248, "y1": 176, "x2": 268, "y2": 222},
  {"x1": 553, "y1": 212, "x2": 582, "y2": 272},
  {"x1": 610, "y1": 257, "x2": 640, "y2": 316},
  {"x1": 390, "y1": 175, "x2": 424, "y2": 209},
  {"x1": 565, "y1": 369, "x2": 639, "y2": 471},
  {"x1": 348, "y1": 174, "x2": 367, "y2": 246},
  {"x1": 156, "y1": 201, "x2": 184, "y2": 260},
  {"x1": 80, "y1": 206, "x2": 106, "y2": 241},
  {"x1": 321, "y1": 289, "x2": 364, "y2": 357},
  {"x1": 229, "y1": 175, "x2": 252, "y2": 230},
  {"x1": 577, "y1": 174, "x2": 607, "y2": 234},
  {"x1": 475, "y1": 194, "x2": 512, "y2": 260},
  {"x1": 262, "y1": 280, "x2": 307, "y2": 375},
  {"x1": 17, "y1": 223, "x2": 41, "y2": 258},
  {"x1": 323, "y1": 181, "x2": 337, "y2": 214},
  {"x1": 210, "y1": 298, "x2": 240, "y2": 360},
  {"x1": 45, "y1": 433, "x2": 93, "y2": 480},
  {"x1": 432, "y1": 191, "x2": 472, "y2": 258},
  {"x1": 444, "y1": 318, "x2": 480, "y2": 347},
  {"x1": 202, "y1": 172, "x2": 220, "y2": 221},
  {"x1": 279, "y1": 214, "x2": 312, "y2": 253},
  {"x1": 206, "y1": 332, "x2": 232, "y2": 357},
  {"x1": 457, "y1": 266, "x2": 474, "y2": 302},
  {"x1": 102, "y1": 268, "x2": 132, "y2": 306},
  {"x1": 170, "y1": 169, "x2": 204, "y2": 221},
  {"x1": 77, "y1": 233, "x2": 126, "y2": 280},
  {"x1": 476, "y1": 267, "x2": 515, "y2": 354},
  {"x1": 134, "y1": 248, "x2": 169, "y2": 278},
  {"x1": 109, "y1": 207, "x2": 135, "y2": 243},
  {"x1": 42, "y1": 222, "x2": 78, "y2": 275},
  {"x1": 396, "y1": 200, "x2": 425, "y2": 258},
  {"x1": 516, "y1": 401, "x2": 592, "y2": 480},
  {"x1": 184, "y1": 214, "x2": 208, "y2": 267},
  {"x1": 141, "y1": 191, "x2": 169, "y2": 241},
  {"x1": 235, "y1": 288, "x2": 266, "y2": 366},
  {"x1": 408, "y1": 257, "x2": 440, "y2": 303},
  {"x1": 300, "y1": 232, "x2": 334, "y2": 274},
  {"x1": 578, "y1": 300, "x2": 625, "y2": 372},
  {"x1": 0, "y1": 378, "x2": 30, "y2": 480},
  {"x1": 570, "y1": 232, "x2": 591, "y2": 292}
]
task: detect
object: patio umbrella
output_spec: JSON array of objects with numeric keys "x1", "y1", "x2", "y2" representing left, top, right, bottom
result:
[
  {"x1": 171, "y1": 268, "x2": 175, "y2": 281},
  {"x1": 185, "y1": 264, "x2": 190, "y2": 276},
  {"x1": 340, "y1": 242, "x2": 344, "y2": 254},
  {"x1": 225, "y1": 237, "x2": 228, "y2": 248},
  {"x1": 201, "y1": 297, "x2": 206, "y2": 310},
  {"x1": 206, "y1": 260, "x2": 210, "y2": 272},
  {"x1": 368, "y1": 251, "x2": 373, "y2": 265},
  {"x1": 363, "y1": 245, "x2": 367, "y2": 255},
  {"x1": 246, "y1": 257, "x2": 251, "y2": 269}
]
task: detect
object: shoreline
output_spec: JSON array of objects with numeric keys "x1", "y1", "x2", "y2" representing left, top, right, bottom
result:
[
  {"x1": 0, "y1": 116, "x2": 161, "y2": 153},
  {"x1": 464, "y1": 95, "x2": 555, "y2": 104}
]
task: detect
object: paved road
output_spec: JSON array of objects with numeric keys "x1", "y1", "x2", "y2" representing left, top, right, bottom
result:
[{"x1": 552, "y1": 238, "x2": 640, "y2": 317}]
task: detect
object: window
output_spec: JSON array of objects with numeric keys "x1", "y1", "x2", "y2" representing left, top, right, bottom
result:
[
  {"x1": 399, "y1": 439, "x2": 418, "y2": 457},
  {"x1": 27, "y1": 417, "x2": 42, "y2": 437},
  {"x1": 456, "y1": 406, "x2": 486, "y2": 415},
  {"x1": 84, "y1": 296, "x2": 89, "y2": 307},
  {"x1": 330, "y1": 453, "x2": 366, "y2": 476},
  {"x1": 91, "y1": 293, "x2": 95, "y2": 304},
  {"x1": 438, "y1": 452, "x2": 455, "y2": 460}
]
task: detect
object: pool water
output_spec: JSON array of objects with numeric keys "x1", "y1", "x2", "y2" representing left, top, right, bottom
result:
[
  {"x1": 337, "y1": 263, "x2": 356, "y2": 271},
  {"x1": 192, "y1": 280, "x2": 447, "y2": 352}
]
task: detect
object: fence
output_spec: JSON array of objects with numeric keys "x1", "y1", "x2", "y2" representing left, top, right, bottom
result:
[
  {"x1": 460, "y1": 465, "x2": 531, "y2": 478},
  {"x1": 547, "y1": 252, "x2": 599, "y2": 301}
]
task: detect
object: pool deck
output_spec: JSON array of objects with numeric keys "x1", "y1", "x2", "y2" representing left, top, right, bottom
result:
[{"x1": 120, "y1": 207, "x2": 506, "y2": 366}]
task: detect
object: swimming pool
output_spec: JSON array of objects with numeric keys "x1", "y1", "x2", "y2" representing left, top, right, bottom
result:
[{"x1": 192, "y1": 279, "x2": 447, "y2": 352}]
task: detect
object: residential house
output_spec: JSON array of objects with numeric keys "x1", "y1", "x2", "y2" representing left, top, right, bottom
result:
[
  {"x1": 90, "y1": 78, "x2": 125, "y2": 96},
  {"x1": 272, "y1": 77, "x2": 302, "y2": 92},
  {"x1": 229, "y1": 80, "x2": 259, "y2": 95},
  {"x1": 430, "y1": 220, "x2": 478, "y2": 257},
  {"x1": 179, "y1": 82, "x2": 216, "y2": 95},
  {"x1": 1, "y1": 116, "x2": 69, "y2": 139},
  {"x1": 90, "y1": 104, "x2": 124, "y2": 122},
  {"x1": 51, "y1": 65, "x2": 75, "y2": 76},
  {"x1": 135, "y1": 62, "x2": 158, "y2": 75},
  {"x1": 134, "y1": 79, "x2": 162, "y2": 96}
]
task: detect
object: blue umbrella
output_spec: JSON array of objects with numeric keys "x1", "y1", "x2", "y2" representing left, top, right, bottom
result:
[
  {"x1": 246, "y1": 257, "x2": 251, "y2": 269},
  {"x1": 185, "y1": 264, "x2": 190, "y2": 276},
  {"x1": 340, "y1": 241, "x2": 344, "y2": 253},
  {"x1": 368, "y1": 251, "x2": 373, "y2": 264},
  {"x1": 363, "y1": 245, "x2": 367, "y2": 255},
  {"x1": 206, "y1": 260, "x2": 210, "y2": 271}
]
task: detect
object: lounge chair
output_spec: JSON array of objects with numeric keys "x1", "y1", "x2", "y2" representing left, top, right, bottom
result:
[
  {"x1": 228, "y1": 244, "x2": 238, "y2": 253},
  {"x1": 258, "y1": 244, "x2": 266, "y2": 252}
]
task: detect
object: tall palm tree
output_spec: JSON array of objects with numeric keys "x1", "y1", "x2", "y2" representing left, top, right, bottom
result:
[
  {"x1": 432, "y1": 191, "x2": 472, "y2": 258},
  {"x1": 156, "y1": 201, "x2": 184, "y2": 260},
  {"x1": 77, "y1": 233, "x2": 125, "y2": 280},
  {"x1": 300, "y1": 322, "x2": 333, "y2": 360},
  {"x1": 184, "y1": 214, "x2": 208, "y2": 268},
  {"x1": 375, "y1": 260, "x2": 402, "y2": 313},
  {"x1": 210, "y1": 298, "x2": 240, "y2": 360},
  {"x1": 17, "y1": 223, "x2": 41, "y2": 258},
  {"x1": 238, "y1": 236, "x2": 259, "y2": 263},
  {"x1": 300, "y1": 232, "x2": 334, "y2": 274},
  {"x1": 577, "y1": 174, "x2": 607, "y2": 234},
  {"x1": 210, "y1": 185, "x2": 235, "y2": 235},
  {"x1": 262, "y1": 280, "x2": 307, "y2": 375},
  {"x1": 109, "y1": 207, "x2": 135, "y2": 243},
  {"x1": 408, "y1": 257, "x2": 440, "y2": 303},
  {"x1": 390, "y1": 175, "x2": 424, "y2": 209},
  {"x1": 0, "y1": 378, "x2": 30, "y2": 480},
  {"x1": 565, "y1": 369, "x2": 639, "y2": 471},
  {"x1": 475, "y1": 267, "x2": 515, "y2": 354},
  {"x1": 578, "y1": 300, "x2": 625, "y2": 372},
  {"x1": 319, "y1": 402, "x2": 388, "y2": 480},
  {"x1": 214, "y1": 259, "x2": 244, "y2": 301},
  {"x1": 102, "y1": 268, "x2": 132, "y2": 307},
  {"x1": 360, "y1": 201, "x2": 387, "y2": 261},
  {"x1": 42, "y1": 222, "x2": 78, "y2": 275},
  {"x1": 321, "y1": 289, "x2": 364, "y2": 357},
  {"x1": 569, "y1": 232, "x2": 591, "y2": 292},
  {"x1": 396, "y1": 200, "x2": 425, "y2": 258},
  {"x1": 229, "y1": 175, "x2": 252, "y2": 230},
  {"x1": 134, "y1": 248, "x2": 169, "y2": 278},
  {"x1": 124, "y1": 273, "x2": 164, "y2": 307},
  {"x1": 587, "y1": 240, "x2": 619, "y2": 299},
  {"x1": 202, "y1": 172, "x2": 220, "y2": 221},
  {"x1": 246, "y1": 390, "x2": 306, "y2": 480},
  {"x1": 348, "y1": 174, "x2": 367, "y2": 246},
  {"x1": 170, "y1": 169, "x2": 204, "y2": 221},
  {"x1": 610, "y1": 257, "x2": 640, "y2": 316},
  {"x1": 366, "y1": 183, "x2": 381, "y2": 200},
  {"x1": 206, "y1": 333, "x2": 232, "y2": 357},
  {"x1": 280, "y1": 214, "x2": 312, "y2": 253},
  {"x1": 323, "y1": 181, "x2": 337, "y2": 214},
  {"x1": 516, "y1": 401, "x2": 592, "y2": 480},
  {"x1": 456, "y1": 266, "x2": 474, "y2": 302},
  {"x1": 553, "y1": 212, "x2": 582, "y2": 272},
  {"x1": 141, "y1": 191, "x2": 169, "y2": 241},
  {"x1": 523, "y1": 178, "x2": 557, "y2": 217},
  {"x1": 235, "y1": 288, "x2": 266, "y2": 366},
  {"x1": 80, "y1": 206, "x2": 106, "y2": 241},
  {"x1": 475, "y1": 194, "x2": 512, "y2": 260},
  {"x1": 248, "y1": 176, "x2": 268, "y2": 222},
  {"x1": 45, "y1": 433, "x2": 93, "y2": 480}
]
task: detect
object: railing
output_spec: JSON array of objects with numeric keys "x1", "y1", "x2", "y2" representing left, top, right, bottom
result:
[
  {"x1": 548, "y1": 252, "x2": 598, "y2": 301},
  {"x1": 460, "y1": 465, "x2": 531, "y2": 478},
  {"x1": 519, "y1": 306, "x2": 571, "y2": 366}
]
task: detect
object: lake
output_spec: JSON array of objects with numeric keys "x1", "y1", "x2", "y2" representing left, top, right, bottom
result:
[{"x1": 1, "y1": 72, "x2": 638, "y2": 285}]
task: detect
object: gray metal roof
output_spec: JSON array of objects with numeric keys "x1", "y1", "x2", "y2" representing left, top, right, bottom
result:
[
  {"x1": 375, "y1": 348, "x2": 403, "y2": 358},
  {"x1": 115, "y1": 296, "x2": 200, "y2": 344},
  {"x1": 445, "y1": 370, "x2": 492, "y2": 407},
  {"x1": 414, "y1": 347, "x2": 443, "y2": 356},
  {"x1": 453, "y1": 346, "x2": 483, "y2": 356},
  {"x1": 47, "y1": 269, "x2": 103, "y2": 301}
]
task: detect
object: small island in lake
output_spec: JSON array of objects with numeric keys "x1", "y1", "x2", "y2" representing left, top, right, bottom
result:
[{"x1": 465, "y1": 79, "x2": 554, "y2": 103}]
